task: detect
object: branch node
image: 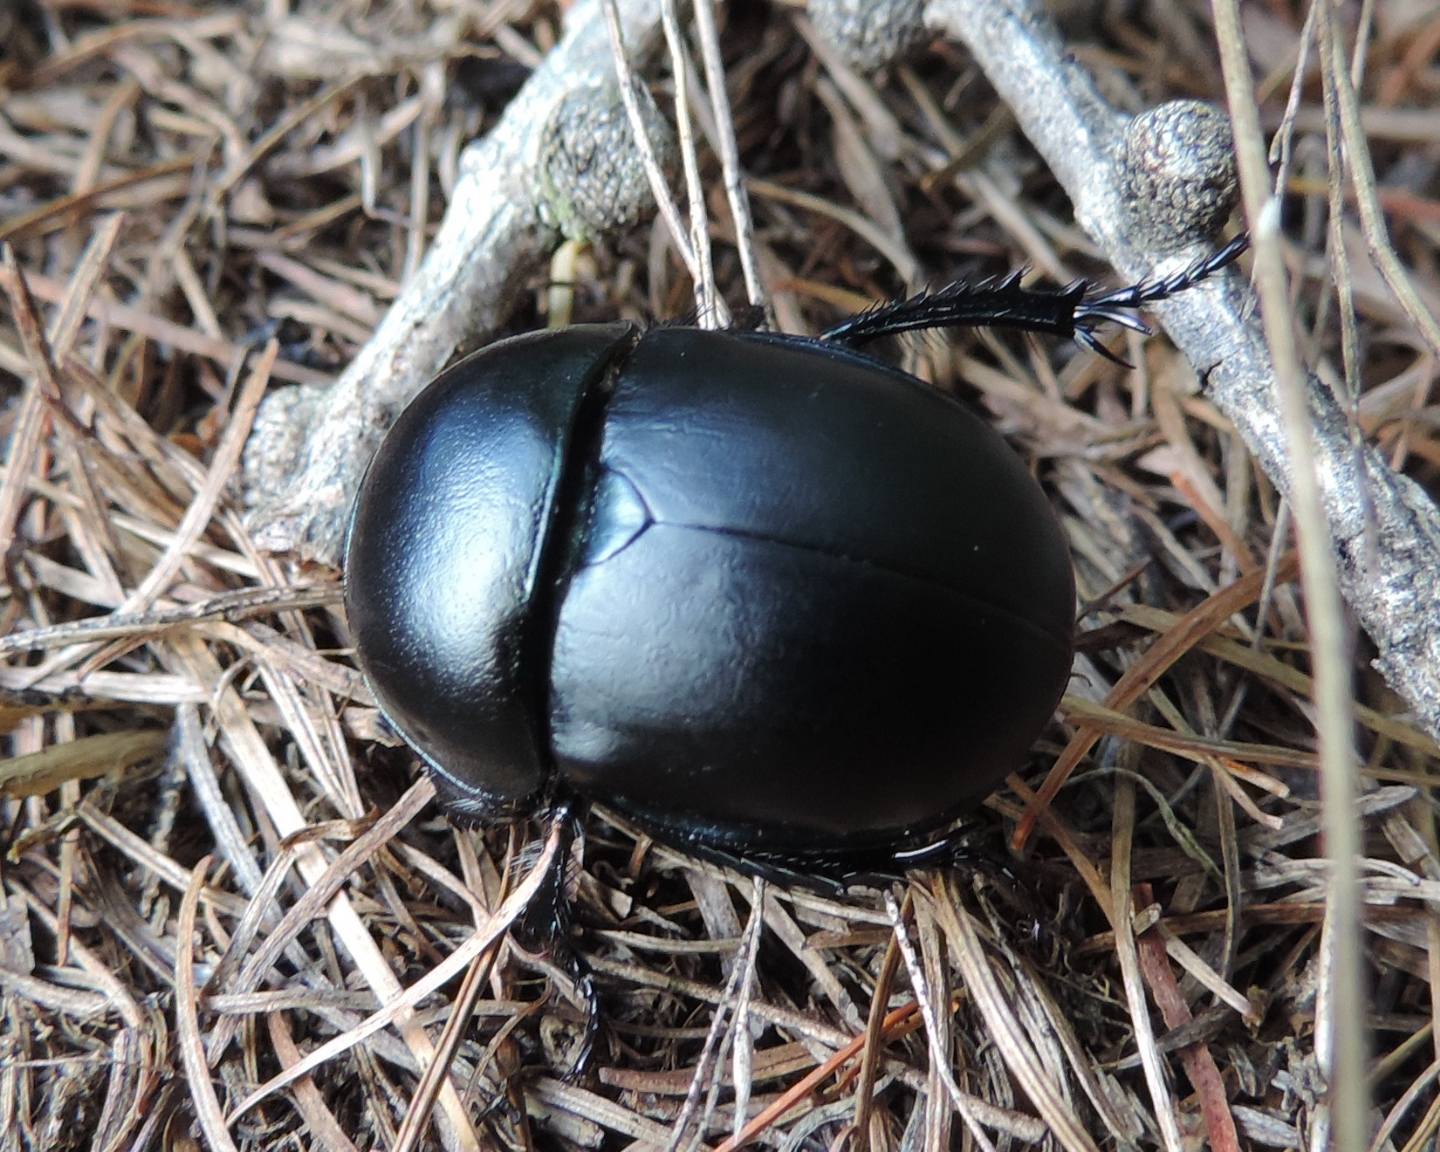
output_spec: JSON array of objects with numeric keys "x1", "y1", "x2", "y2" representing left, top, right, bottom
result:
[
  {"x1": 540, "y1": 81, "x2": 674, "y2": 242},
  {"x1": 1118, "y1": 100, "x2": 1239, "y2": 252},
  {"x1": 808, "y1": 0, "x2": 928, "y2": 74}
]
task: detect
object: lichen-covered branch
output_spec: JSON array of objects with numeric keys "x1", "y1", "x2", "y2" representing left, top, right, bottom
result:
[
  {"x1": 912, "y1": 0, "x2": 1440, "y2": 740},
  {"x1": 241, "y1": 0, "x2": 664, "y2": 566}
]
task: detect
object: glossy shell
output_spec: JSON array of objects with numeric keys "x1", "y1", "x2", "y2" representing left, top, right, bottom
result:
[{"x1": 345, "y1": 324, "x2": 1075, "y2": 858}]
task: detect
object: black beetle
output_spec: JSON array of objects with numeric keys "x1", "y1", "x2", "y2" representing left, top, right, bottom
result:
[{"x1": 344, "y1": 237, "x2": 1247, "y2": 883}]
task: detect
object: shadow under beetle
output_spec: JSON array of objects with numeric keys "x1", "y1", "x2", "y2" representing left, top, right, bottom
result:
[{"x1": 345, "y1": 235, "x2": 1246, "y2": 887}]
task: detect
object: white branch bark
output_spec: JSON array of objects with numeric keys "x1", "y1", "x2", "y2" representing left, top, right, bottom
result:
[
  {"x1": 922, "y1": 0, "x2": 1440, "y2": 741},
  {"x1": 241, "y1": 0, "x2": 663, "y2": 563}
]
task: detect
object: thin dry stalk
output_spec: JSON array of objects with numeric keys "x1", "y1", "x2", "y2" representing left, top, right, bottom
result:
[{"x1": 1215, "y1": 4, "x2": 1366, "y2": 1149}]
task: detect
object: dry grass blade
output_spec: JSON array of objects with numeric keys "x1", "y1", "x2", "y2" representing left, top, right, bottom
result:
[
  {"x1": 120, "y1": 342, "x2": 275, "y2": 614},
  {"x1": 15, "y1": 268, "x2": 333, "y2": 385},
  {"x1": 174, "y1": 856, "x2": 241, "y2": 1152},
  {"x1": 227, "y1": 813, "x2": 563, "y2": 1122},
  {"x1": 1109, "y1": 774, "x2": 1185, "y2": 1152},
  {"x1": 0, "y1": 157, "x2": 196, "y2": 245},
  {"x1": 204, "y1": 778, "x2": 436, "y2": 1054},
  {"x1": 390, "y1": 942, "x2": 501, "y2": 1152},
  {"x1": 1117, "y1": 603, "x2": 1440, "y2": 759},
  {"x1": 1018, "y1": 552, "x2": 1300, "y2": 849},
  {"x1": 1215, "y1": 4, "x2": 1367, "y2": 1148},
  {"x1": 659, "y1": 0, "x2": 722, "y2": 324},
  {"x1": 0, "y1": 584, "x2": 341, "y2": 658},
  {"x1": 668, "y1": 876, "x2": 765, "y2": 1151},
  {"x1": 603, "y1": 0, "x2": 698, "y2": 283},
  {"x1": 1133, "y1": 881, "x2": 1242, "y2": 1152},
  {"x1": 0, "y1": 728, "x2": 166, "y2": 799},
  {"x1": 692, "y1": 0, "x2": 767, "y2": 313},
  {"x1": 926, "y1": 879, "x2": 1098, "y2": 1152},
  {"x1": 265, "y1": 1013, "x2": 362, "y2": 1152}
]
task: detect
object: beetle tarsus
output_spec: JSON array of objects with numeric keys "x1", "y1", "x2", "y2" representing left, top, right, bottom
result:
[{"x1": 1073, "y1": 231, "x2": 1250, "y2": 332}]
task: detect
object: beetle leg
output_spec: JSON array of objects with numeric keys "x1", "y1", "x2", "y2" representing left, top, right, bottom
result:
[
  {"x1": 726, "y1": 302, "x2": 769, "y2": 332},
  {"x1": 671, "y1": 829, "x2": 1009, "y2": 896},
  {"x1": 655, "y1": 831, "x2": 931, "y2": 893},
  {"x1": 821, "y1": 268, "x2": 1089, "y2": 347},
  {"x1": 884, "y1": 822, "x2": 1011, "y2": 877},
  {"x1": 509, "y1": 801, "x2": 601, "y2": 1078},
  {"x1": 551, "y1": 811, "x2": 602, "y2": 1081},
  {"x1": 671, "y1": 839, "x2": 869, "y2": 894},
  {"x1": 822, "y1": 231, "x2": 1248, "y2": 350}
]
